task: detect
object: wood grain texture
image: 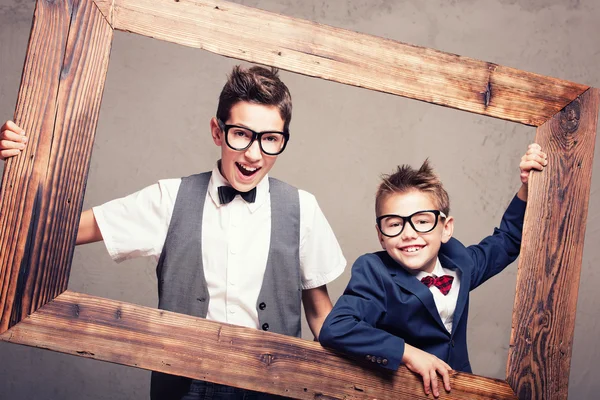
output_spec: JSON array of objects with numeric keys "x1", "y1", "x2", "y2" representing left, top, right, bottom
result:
[
  {"x1": 0, "y1": 0, "x2": 74, "y2": 334},
  {"x1": 0, "y1": 0, "x2": 113, "y2": 333},
  {"x1": 101, "y1": 0, "x2": 588, "y2": 126},
  {"x1": 507, "y1": 87, "x2": 600, "y2": 399},
  {"x1": 92, "y1": 0, "x2": 113, "y2": 26},
  {"x1": 1, "y1": 290, "x2": 517, "y2": 400}
]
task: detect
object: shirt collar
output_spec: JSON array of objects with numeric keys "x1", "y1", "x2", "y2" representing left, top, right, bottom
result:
[
  {"x1": 207, "y1": 161, "x2": 270, "y2": 212},
  {"x1": 415, "y1": 258, "x2": 445, "y2": 281}
]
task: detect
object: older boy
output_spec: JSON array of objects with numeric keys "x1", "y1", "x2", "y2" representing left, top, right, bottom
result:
[
  {"x1": 319, "y1": 145, "x2": 546, "y2": 398},
  {"x1": 1, "y1": 66, "x2": 346, "y2": 400}
]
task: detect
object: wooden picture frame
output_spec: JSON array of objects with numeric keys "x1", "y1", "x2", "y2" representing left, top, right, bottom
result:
[{"x1": 0, "y1": 0, "x2": 597, "y2": 398}]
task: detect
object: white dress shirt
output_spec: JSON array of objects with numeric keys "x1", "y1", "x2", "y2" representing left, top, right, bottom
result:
[
  {"x1": 93, "y1": 164, "x2": 346, "y2": 329},
  {"x1": 415, "y1": 259, "x2": 461, "y2": 333}
]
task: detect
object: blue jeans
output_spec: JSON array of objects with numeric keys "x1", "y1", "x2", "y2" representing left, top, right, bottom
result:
[{"x1": 180, "y1": 380, "x2": 288, "y2": 400}]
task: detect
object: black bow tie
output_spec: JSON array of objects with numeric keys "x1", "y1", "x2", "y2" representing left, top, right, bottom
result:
[{"x1": 217, "y1": 185, "x2": 257, "y2": 205}]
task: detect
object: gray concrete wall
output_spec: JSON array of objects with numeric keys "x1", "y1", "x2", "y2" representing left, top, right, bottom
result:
[{"x1": 1, "y1": 0, "x2": 598, "y2": 398}]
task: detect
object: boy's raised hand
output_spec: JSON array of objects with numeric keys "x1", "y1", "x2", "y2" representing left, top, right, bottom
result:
[
  {"x1": 402, "y1": 343, "x2": 452, "y2": 398},
  {"x1": 0, "y1": 120, "x2": 27, "y2": 161},
  {"x1": 517, "y1": 143, "x2": 547, "y2": 201},
  {"x1": 520, "y1": 143, "x2": 547, "y2": 184}
]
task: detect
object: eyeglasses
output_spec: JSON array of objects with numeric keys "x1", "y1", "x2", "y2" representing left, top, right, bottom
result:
[
  {"x1": 217, "y1": 119, "x2": 290, "y2": 156},
  {"x1": 376, "y1": 210, "x2": 447, "y2": 238}
]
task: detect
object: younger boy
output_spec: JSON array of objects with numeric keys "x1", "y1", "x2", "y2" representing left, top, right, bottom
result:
[{"x1": 319, "y1": 145, "x2": 547, "y2": 398}]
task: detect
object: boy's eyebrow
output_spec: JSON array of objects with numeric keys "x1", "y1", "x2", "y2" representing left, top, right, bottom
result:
[
  {"x1": 225, "y1": 121, "x2": 252, "y2": 129},
  {"x1": 379, "y1": 209, "x2": 444, "y2": 217},
  {"x1": 227, "y1": 122, "x2": 284, "y2": 133}
]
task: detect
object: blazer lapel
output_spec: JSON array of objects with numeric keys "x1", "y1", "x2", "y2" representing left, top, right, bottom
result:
[
  {"x1": 384, "y1": 254, "x2": 449, "y2": 334},
  {"x1": 439, "y1": 253, "x2": 469, "y2": 335}
]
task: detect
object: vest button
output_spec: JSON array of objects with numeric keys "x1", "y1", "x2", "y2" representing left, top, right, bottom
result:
[
  {"x1": 262, "y1": 323, "x2": 269, "y2": 331},
  {"x1": 259, "y1": 302, "x2": 266, "y2": 310}
]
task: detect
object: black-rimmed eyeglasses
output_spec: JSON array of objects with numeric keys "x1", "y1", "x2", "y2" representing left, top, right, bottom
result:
[
  {"x1": 217, "y1": 119, "x2": 289, "y2": 156},
  {"x1": 376, "y1": 210, "x2": 447, "y2": 238}
]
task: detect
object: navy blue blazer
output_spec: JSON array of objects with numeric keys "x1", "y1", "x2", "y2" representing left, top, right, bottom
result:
[{"x1": 319, "y1": 196, "x2": 526, "y2": 373}]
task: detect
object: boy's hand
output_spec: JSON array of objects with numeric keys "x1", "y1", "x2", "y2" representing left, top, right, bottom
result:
[
  {"x1": 520, "y1": 143, "x2": 547, "y2": 185},
  {"x1": 0, "y1": 120, "x2": 27, "y2": 161},
  {"x1": 402, "y1": 343, "x2": 452, "y2": 398},
  {"x1": 517, "y1": 143, "x2": 547, "y2": 201}
]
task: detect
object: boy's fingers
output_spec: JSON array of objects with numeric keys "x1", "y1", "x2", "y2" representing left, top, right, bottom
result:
[
  {"x1": 430, "y1": 370, "x2": 440, "y2": 397},
  {"x1": 422, "y1": 373, "x2": 431, "y2": 395},
  {"x1": 526, "y1": 154, "x2": 547, "y2": 166},
  {"x1": 439, "y1": 366, "x2": 452, "y2": 392},
  {"x1": 521, "y1": 160, "x2": 544, "y2": 171},
  {"x1": 0, "y1": 149, "x2": 21, "y2": 160},
  {"x1": 0, "y1": 139, "x2": 26, "y2": 150},
  {"x1": 526, "y1": 149, "x2": 547, "y2": 161},
  {"x1": 1, "y1": 120, "x2": 25, "y2": 134},
  {"x1": 520, "y1": 159, "x2": 544, "y2": 170},
  {"x1": 528, "y1": 143, "x2": 541, "y2": 150},
  {"x1": 1, "y1": 129, "x2": 28, "y2": 143},
  {"x1": 526, "y1": 147, "x2": 546, "y2": 157}
]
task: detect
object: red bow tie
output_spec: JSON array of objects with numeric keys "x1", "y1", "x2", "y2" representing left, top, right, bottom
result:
[{"x1": 420, "y1": 275, "x2": 454, "y2": 296}]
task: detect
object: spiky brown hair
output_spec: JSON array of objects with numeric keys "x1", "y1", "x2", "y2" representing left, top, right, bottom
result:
[
  {"x1": 216, "y1": 65, "x2": 292, "y2": 132},
  {"x1": 375, "y1": 159, "x2": 450, "y2": 216}
]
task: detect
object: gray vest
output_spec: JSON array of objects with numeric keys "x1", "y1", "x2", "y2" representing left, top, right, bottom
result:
[{"x1": 151, "y1": 172, "x2": 301, "y2": 400}]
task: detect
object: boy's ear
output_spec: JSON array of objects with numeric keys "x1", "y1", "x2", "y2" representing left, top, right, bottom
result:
[
  {"x1": 210, "y1": 117, "x2": 223, "y2": 146},
  {"x1": 441, "y1": 215, "x2": 454, "y2": 243},
  {"x1": 376, "y1": 224, "x2": 386, "y2": 250}
]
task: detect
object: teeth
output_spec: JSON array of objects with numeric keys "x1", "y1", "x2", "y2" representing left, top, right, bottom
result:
[
  {"x1": 402, "y1": 246, "x2": 422, "y2": 253},
  {"x1": 237, "y1": 163, "x2": 257, "y2": 172}
]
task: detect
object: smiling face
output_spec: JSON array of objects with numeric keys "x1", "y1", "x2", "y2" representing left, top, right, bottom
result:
[
  {"x1": 376, "y1": 190, "x2": 454, "y2": 274},
  {"x1": 210, "y1": 101, "x2": 284, "y2": 192}
]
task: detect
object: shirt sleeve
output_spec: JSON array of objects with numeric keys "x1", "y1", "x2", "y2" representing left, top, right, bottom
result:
[
  {"x1": 466, "y1": 194, "x2": 527, "y2": 289},
  {"x1": 298, "y1": 190, "x2": 346, "y2": 289},
  {"x1": 92, "y1": 178, "x2": 181, "y2": 263},
  {"x1": 319, "y1": 254, "x2": 405, "y2": 370}
]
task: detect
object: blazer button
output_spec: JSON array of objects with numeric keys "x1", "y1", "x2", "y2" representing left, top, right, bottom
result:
[
  {"x1": 376, "y1": 357, "x2": 382, "y2": 364},
  {"x1": 382, "y1": 359, "x2": 388, "y2": 366},
  {"x1": 451, "y1": 340, "x2": 455, "y2": 347},
  {"x1": 366, "y1": 355, "x2": 372, "y2": 361},
  {"x1": 262, "y1": 323, "x2": 269, "y2": 331},
  {"x1": 371, "y1": 357, "x2": 377, "y2": 363},
  {"x1": 259, "y1": 302, "x2": 266, "y2": 310}
]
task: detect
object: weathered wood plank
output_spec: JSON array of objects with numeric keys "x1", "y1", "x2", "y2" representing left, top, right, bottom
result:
[
  {"x1": 507, "y1": 87, "x2": 599, "y2": 399},
  {"x1": 103, "y1": 0, "x2": 588, "y2": 126},
  {"x1": 0, "y1": 0, "x2": 113, "y2": 333},
  {"x1": 92, "y1": 0, "x2": 113, "y2": 26},
  {"x1": 0, "y1": 0, "x2": 75, "y2": 334},
  {"x1": 1, "y1": 290, "x2": 517, "y2": 400}
]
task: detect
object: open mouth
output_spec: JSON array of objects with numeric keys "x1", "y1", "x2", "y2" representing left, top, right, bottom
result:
[
  {"x1": 400, "y1": 245, "x2": 425, "y2": 253},
  {"x1": 236, "y1": 162, "x2": 260, "y2": 177}
]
